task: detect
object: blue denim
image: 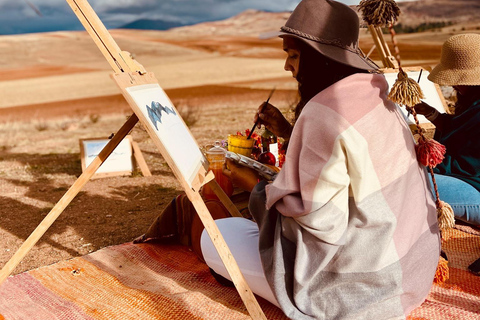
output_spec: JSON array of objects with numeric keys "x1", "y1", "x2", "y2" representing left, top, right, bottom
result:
[{"x1": 430, "y1": 174, "x2": 480, "y2": 226}]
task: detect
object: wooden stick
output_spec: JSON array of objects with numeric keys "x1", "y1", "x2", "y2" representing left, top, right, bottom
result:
[
  {"x1": 375, "y1": 26, "x2": 398, "y2": 69},
  {"x1": 207, "y1": 179, "x2": 243, "y2": 217},
  {"x1": 366, "y1": 44, "x2": 376, "y2": 59},
  {"x1": 368, "y1": 25, "x2": 397, "y2": 69},
  {"x1": 368, "y1": 25, "x2": 389, "y2": 68},
  {"x1": 186, "y1": 189, "x2": 267, "y2": 320},
  {"x1": 66, "y1": 0, "x2": 126, "y2": 73},
  {"x1": 131, "y1": 140, "x2": 152, "y2": 177},
  {"x1": 0, "y1": 114, "x2": 139, "y2": 286}
]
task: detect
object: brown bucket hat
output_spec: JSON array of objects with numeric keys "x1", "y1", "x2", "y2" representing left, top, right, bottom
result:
[
  {"x1": 279, "y1": 0, "x2": 378, "y2": 71},
  {"x1": 428, "y1": 33, "x2": 480, "y2": 86}
]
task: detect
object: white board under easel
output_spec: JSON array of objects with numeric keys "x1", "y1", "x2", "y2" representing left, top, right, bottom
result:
[
  {"x1": 81, "y1": 137, "x2": 133, "y2": 176},
  {"x1": 80, "y1": 135, "x2": 152, "y2": 178}
]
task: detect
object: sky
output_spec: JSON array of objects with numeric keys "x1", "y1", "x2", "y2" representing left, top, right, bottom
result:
[{"x1": 0, "y1": 0, "x2": 410, "y2": 35}]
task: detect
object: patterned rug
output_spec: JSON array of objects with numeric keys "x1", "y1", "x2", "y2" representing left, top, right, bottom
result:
[
  {"x1": 407, "y1": 226, "x2": 480, "y2": 319},
  {"x1": 0, "y1": 226, "x2": 479, "y2": 320}
]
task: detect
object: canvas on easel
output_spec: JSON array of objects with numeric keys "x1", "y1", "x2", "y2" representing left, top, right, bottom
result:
[
  {"x1": 382, "y1": 67, "x2": 449, "y2": 139},
  {"x1": 0, "y1": 0, "x2": 266, "y2": 318}
]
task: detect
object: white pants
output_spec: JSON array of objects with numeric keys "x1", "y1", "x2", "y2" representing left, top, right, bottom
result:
[{"x1": 200, "y1": 217, "x2": 279, "y2": 307}]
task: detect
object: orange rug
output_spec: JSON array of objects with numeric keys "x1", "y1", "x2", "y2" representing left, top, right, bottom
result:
[
  {"x1": 407, "y1": 226, "x2": 480, "y2": 319},
  {"x1": 0, "y1": 226, "x2": 479, "y2": 319}
]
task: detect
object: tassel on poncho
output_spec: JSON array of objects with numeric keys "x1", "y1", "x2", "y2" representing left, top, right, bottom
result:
[
  {"x1": 359, "y1": 0, "x2": 454, "y2": 286},
  {"x1": 388, "y1": 69, "x2": 425, "y2": 107},
  {"x1": 415, "y1": 136, "x2": 446, "y2": 168}
]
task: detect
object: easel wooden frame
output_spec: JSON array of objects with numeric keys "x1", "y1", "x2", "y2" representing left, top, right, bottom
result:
[
  {"x1": 368, "y1": 25, "x2": 398, "y2": 69},
  {"x1": 80, "y1": 135, "x2": 152, "y2": 179},
  {"x1": 0, "y1": 1, "x2": 265, "y2": 319}
]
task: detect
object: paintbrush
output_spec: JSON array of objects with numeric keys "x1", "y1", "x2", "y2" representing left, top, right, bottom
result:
[
  {"x1": 247, "y1": 87, "x2": 276, "y2": 140},
  {"x1": 407, "y1": 69, "x2": 423, "y2": 118}
]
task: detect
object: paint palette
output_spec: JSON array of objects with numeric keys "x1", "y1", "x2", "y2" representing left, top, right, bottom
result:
[{"x1": 225, "y1": 151, "x2": 278, "y2": 181}]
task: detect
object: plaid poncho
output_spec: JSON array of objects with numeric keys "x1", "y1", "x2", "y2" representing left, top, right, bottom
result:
[{"x1": 251, "y1": 73, "x2": 440, "y2": 320}]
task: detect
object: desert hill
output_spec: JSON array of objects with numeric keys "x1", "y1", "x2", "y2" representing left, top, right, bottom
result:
[
  {"x1": 398, "y1": 0, "x2": 480, "y2": 26},
  {"x1": 0, "y1": 2, "x2": 479, "y2": 118},
  {"x1": 124, "y1": 0, "x2": 480, "y2": 36}
]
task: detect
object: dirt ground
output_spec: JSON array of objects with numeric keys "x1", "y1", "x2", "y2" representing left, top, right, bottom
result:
[{"x1": 0, "y1": 82, "x2": 297, "y2": 275}]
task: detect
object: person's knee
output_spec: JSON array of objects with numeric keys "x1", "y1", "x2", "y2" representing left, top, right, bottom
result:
[{"x1": 191, "y1": 200, "x2": 231, "y2": 262}]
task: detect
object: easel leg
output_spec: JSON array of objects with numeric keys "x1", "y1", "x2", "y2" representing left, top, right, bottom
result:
[
  {"x1": 375, "y1": 26, "x2": 398, "y2": 69},
  {"x1": 369, "y1": 25, "x2": 389, "y2": 68},
  {"x1": 368, "y1": 25, "x2": 398, "y2": 69},
  {"x1": 131, "y1": 140, "x2": 152, "y2": 177},
  {"x1": 186, "y1": 189, "x2": 267, "y2": 320},
  {"x1": 0, "y1": 114, "x2": 139, "y2": 286}
]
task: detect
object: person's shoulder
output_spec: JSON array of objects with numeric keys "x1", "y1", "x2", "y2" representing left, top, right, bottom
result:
[{"x1": 304, "y1": 73, "x2": 390, "y2": 123}]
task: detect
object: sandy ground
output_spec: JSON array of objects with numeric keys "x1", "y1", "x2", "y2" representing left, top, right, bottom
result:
[
  {"x1": 0, "y1": 80, "x2": 298, "y2": 275},
  {"x1": 1, "y1": 18, "x2": 479, "y2": 277}
]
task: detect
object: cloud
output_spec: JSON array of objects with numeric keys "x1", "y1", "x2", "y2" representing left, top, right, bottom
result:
[
  {"x1": 0, "y1": 0, "x2": 415, "y2": 35},
  {"x1": 94, "y1": 0, "x2": 157, "y2": 14}
]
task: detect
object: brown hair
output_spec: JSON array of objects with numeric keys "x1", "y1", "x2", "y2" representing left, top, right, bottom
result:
[{"x1": 292, "y1": 38, "x2": 370, "y2": 122}]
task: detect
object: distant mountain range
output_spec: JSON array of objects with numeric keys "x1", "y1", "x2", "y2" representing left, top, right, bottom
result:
[
  {"x1": 118, "y1": 0, "x2": 480, "y2": 35},
  {"x1": 119, "y1": 19, "x2": 186, "y2": 31},
  {"x1": 397, "y1": 0, "x2": 480, "y2": 26},
  {"x1": 3, "y1": 0, "x2": 478, "y2": 35}
]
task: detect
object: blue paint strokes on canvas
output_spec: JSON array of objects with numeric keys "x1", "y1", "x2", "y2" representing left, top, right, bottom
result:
[{"x1": 146, "y1": 101, "x2": 177, "y2": 130}]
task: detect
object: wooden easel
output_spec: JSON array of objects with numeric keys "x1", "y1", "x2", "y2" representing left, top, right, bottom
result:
[
  {"x1": 368, "y1": 25, "x2": 398, "y2": 69},
  {"x1": 0, "y1": 0, "x2": 266, "y2": 319}
]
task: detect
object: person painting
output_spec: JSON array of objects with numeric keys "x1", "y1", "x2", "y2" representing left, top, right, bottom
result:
[
  {"x1": 413, "y1": 33, "x2": 480, "y2": 276},
  {"x1": 200, "y1": 0, "x2": 441, "y2": 318},
  {"x1": 413, "y1": 34, "x2": 480, "y2": 227}
]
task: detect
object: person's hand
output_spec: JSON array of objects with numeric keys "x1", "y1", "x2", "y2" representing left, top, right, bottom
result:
[
  {"x1": 413, "y1": 101, "x2": 435, "y2": 116},
  {"x1": 413, "y1": 101, "x2": 440, "y2": 122},
  {"x1": 254, "y1": 102, "x2": 293, "y2": 140},
  {"x1": 222, "y1": 159, "x2": 260, "y2": 193}
]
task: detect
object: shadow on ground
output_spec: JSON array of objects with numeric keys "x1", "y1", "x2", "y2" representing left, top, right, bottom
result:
[{"x1": 0, "y1": 149, "x2": 181, "y2": 275}]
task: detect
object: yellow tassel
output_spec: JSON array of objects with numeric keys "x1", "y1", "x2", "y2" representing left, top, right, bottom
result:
[
  {"x1": 437, "y1": 201, "x2": 455, "y2": 230},
  {"x1": 387, "y1": 69, "x2": 425, "y2": 107},
  {"x1": 358, "y1": 0, "x2": 400, "y2": 27},
  {"x1": 433, "y1": 256, "x2": 449, "y2": 284}
]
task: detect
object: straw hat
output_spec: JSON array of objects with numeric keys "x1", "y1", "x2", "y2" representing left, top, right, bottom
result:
[
  {"x1": 428, "y1": 34, "x2": 480, "y2": 86},
  {"x1": 278, "y1": 0, "x2": 378, "y2": 71}
]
